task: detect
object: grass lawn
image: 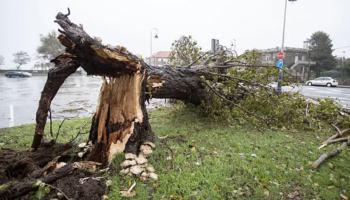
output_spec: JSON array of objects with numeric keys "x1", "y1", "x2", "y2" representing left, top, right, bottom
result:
[{"x1": 0, "y1": 106, "x2": 349, "y2": 199}]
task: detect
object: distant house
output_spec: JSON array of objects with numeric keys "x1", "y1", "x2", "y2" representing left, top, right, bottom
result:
[
  {"x1": 145, "y1": 51, "x2": 171, "y2": 67},
  {"x1": 255, "y1": 42, "x2": 316, "y2": 80}
]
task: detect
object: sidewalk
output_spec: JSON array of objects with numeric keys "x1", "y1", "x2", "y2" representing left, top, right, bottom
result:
[{"x1": 337, "y1": 85, "x2": 350, "y2": 88}]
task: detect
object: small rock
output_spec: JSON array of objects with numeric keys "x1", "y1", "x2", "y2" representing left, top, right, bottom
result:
[
  {"x1": 251, "y1": 154, "x2": 257, "y2": 157},
  {"x1": 238, "y1": 153, "x2": 245, "y2": 159}
]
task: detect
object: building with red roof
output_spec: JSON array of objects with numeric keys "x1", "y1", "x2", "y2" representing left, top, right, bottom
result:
[{"x1": 146, "y1": 51, "x2": 171, "y2": 67}]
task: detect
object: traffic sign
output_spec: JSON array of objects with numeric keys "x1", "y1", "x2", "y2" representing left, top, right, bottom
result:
[
  {"x1": 277, "y1": 52, "x2": 284, "y2": 60},
  {"x1": 277, "y1": 59, "x2": 283, "y2": 68}
]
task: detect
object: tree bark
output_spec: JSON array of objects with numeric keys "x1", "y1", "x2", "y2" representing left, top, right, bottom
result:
[
  {"x1": 312, "y1": 141, "x2": 349, "y2": 168},
  {"x1": 31, "y1": 54, "x2": 79, "y2": 151},
  {"x1": 147, "y1": 65, "x2": 208, "y2": 105}
]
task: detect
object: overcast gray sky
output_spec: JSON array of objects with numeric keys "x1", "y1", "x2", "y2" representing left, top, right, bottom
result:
[{"x1": 0, "y1": 0, "x2": 349, "y2": 70}]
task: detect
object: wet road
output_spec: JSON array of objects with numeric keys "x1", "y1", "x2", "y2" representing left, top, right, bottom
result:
[
  {"x1": 0, "y1": 75, "x2": 102, "y2": 129},
  {"x1": 282, "y1": 85, "x2": 350, "y2": 108},
  {"x1": 0, "y1": 75, "x2": 349, "y2": 128},
  {"x1": 0, "y1": 75, "x2": 169, "y2": 129}
]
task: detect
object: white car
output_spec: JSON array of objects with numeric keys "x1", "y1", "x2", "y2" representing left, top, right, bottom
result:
[{"x1": 306, "y1": 77, "x2": 338, "y2": 87}]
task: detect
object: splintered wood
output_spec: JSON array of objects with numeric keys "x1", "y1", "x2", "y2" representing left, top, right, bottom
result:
[
  {"x1": 92, "y1": 72, "x2": 145, "y2": 164},
  {"x1": 147, "y1": 75, "x2": 165, "y2": 93}
]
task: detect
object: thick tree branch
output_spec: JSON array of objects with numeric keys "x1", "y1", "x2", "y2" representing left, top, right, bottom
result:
[{"x1": 31, "y1": 54, "x2": 79, "y2": 151}]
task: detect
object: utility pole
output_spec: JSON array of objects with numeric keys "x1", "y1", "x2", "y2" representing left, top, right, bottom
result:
[
  {"x1": 150, "y1": 28, "x2": 158, "y2": 66},
  {"x1": 277, "y1": 0, "x2": 289, "y2": 94},
  {"x1": 308, "y1": 50, "x2": 311, "y2": 81}
]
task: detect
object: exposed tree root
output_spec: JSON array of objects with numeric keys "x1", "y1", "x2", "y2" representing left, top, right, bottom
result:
[{"x1": 0, "y1": 143, "x2": 105, "y2": 200}]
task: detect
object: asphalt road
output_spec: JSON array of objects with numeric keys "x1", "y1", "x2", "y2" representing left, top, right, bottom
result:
[
  {"x1": 0, "y1": 75, "x2": 349, "y2": 129},
  {"x1": 282, "y1": 85, "x2": 350, "y2": 108}
]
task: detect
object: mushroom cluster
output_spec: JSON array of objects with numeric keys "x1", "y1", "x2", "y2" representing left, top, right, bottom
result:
[
  {"x1": 77, "y1": 141, "x2": 93, "y2": 158},
  {"x1": 120, "y1": 142, "x2": 158, "y2": 181}
]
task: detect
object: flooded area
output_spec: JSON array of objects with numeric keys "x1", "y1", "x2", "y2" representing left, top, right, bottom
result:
[{"x1": 0, "y1": 75, "x2": 169, "y2": 129}]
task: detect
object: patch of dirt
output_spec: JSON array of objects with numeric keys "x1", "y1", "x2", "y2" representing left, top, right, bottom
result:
[
  {"x1": 0, "y1": 143, "x2": 106, "y2": 200},
  {"x1": 0, "y1": 143, "x2": 72, "y2": 184},
  {"x1": 43, "y1": 170, "x2": 105, "y2": 200}
]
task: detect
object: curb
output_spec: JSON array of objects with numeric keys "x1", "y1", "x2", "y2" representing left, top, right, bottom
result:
[{"x1": 336, "y1": 85, "x2": 350, "y2": 88}]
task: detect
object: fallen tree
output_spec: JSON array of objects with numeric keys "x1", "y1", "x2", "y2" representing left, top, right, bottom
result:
[
  {"x1": 1, "y1": 8, "x2": 350, "y2": 199},
  {"x1": 30, "y1": 9, "x2": 262, "y2": 163},
  {"x1": 30, "y1": 8, "x2": 350, "y2": 164}
]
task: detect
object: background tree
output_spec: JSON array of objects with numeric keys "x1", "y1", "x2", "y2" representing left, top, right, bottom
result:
[
  {"x1": 308, "y1": 31, "x2": 337, "y2": 77},
  {"x1": 36, "y1": 30, "x2": 65, "y2": 70},
  {"x1": 13, "y1": 51, "x2": 31, "y2": 70},
  {"x1": 37, "y1": 30, "x2": 65, "y2": 60},
  {"x1": 168, "y1": 35, "x2": 204, "y2": 67},
  {"x1": 344, "y1": 58, "x2": 350, "y2": 76},
  {"x1": 0, "y1": 54, "x2": 4, "y2": 67}
]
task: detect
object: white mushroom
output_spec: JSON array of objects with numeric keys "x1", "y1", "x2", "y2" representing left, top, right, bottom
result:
[
  {"x1": 106, "y1": 180, "x2": 112, "y2": 187},
  {"x1": 141, "y1": 172, "x2": 148, "y2": 177},
  {"x1": 120, "y1": 168, "x2": 130, "y2": 174},
  {"x1": 142, "y1": 149, "x2": 153, "y2": 157},
  {"x1": 144, "y1": 141, "x2": 156, "y2": 149},
  {"x1": 78, "y1": 143, "x2": 86, "y2": 148},
  {"x1": 140, "y1": 145, "x2": 151, "y2": 151},
  {"x1": 120, "y1": 160, "x2": 136, "y2": 168},
  {"x1": 138, "y1": 163, "x2": 148, "y2": 168},
  {"x1": 135, "y1": 156, "x2": 148, "y2": 164},
  {"x1": 130, "y1": 165, "x2": 144, "y2": 175},
  {"x1": 120, "y1": 181, "x2": 136, "y2": 197},
  {"x1": 139, "y1": 176, "x2": 148, "y2": 182},
  {"x1": 146, "y1": 166, "x2": 155, "y2": 173},
  {"x1": 125, "y1": 153, "x2": 137, "y2": 160},
  {"x1": 78, "y1": 152, "x2": 84, "y2": 158},
  {"x1": 149, "y1": 173, "x2": 158, "y2": 181}
]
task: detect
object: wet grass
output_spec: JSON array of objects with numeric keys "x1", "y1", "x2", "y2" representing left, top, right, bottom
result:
[
  {"x1": 108, "y1": 106, "x2": 350, "y2": 200},
  {"x1": 0, "y1": 107, "x2": 349, "y2": 199},
  {"x1": 0, "y1": 118, "x2": 91, "y2": 150}
]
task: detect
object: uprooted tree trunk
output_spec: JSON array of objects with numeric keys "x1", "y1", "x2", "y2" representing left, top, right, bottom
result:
[
  {"x1": 30, "y1": 10, "x2": 213, "y2": 166},
  {"x1": 28, "y1": 9, "x2": 256, "y2": 166}
]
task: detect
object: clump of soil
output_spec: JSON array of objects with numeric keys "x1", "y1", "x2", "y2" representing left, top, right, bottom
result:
[
  {"x1": 0, "y1": 143, "x2": 106, "y2": 200},
  {"x1": 43, "y1": 170, "x2": 105, "y2": 200}
]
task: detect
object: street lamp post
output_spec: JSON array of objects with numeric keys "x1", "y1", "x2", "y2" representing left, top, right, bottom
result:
[
  {"x1": 307, "y1": 49, "x2": 311, "y2": 81},
  {"x1": 231, "y1": 39, "x2": 236, "y2": 52},
  {"x1": 277, "y1": 0, "x2": 289, "y2": 94},
  {"x1": 302, "y1": 40, "x2": 311, "y2": 82},
  {"x1": 150, "y1": 28, "x2": 158, "y2": 66}
]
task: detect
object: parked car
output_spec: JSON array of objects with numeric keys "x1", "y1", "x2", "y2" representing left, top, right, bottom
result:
[
  {"x1": 306, "y1": 77, "x2": 338, "y2": 87},
  {"x1": 5, "y1": 71, "x2": 32, "y2": 78}
]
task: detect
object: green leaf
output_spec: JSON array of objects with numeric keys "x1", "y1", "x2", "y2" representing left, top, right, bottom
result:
[
  {"x1": 44, "y1": 186, "x2": 50, "y2": 194},
  {"x1": 35, "y1": 187, "x2": 46, "y2": 200},
  {"x1": 32, "y1": 179, "x2": 42, "y2": 188}
]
